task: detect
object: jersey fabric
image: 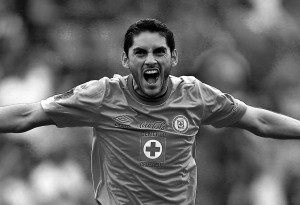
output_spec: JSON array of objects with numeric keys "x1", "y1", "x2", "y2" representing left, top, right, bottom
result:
[{"x1": 41, "y1": 74, "x2": 247, "y2": 205}]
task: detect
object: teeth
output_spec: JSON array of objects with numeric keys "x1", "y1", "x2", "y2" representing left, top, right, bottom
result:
[
  {"x1": 145, "y1": 70, "x2": 158, "y2": 74},
  {"x1": 144, "y1": 69, "x2": 159, "y2": 84}
]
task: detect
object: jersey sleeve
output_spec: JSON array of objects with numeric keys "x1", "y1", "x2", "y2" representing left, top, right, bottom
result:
[
  {"x1": 199, "y1": 82, "x2": 247, "y2": 128},
  {"x1": 40, "y1": 79, "x2": 106, "y2": 128}
]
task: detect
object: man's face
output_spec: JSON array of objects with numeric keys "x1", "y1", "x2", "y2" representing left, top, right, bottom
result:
[{"x1": 122, "y1": 32, "x2": 177, "y2": 98}]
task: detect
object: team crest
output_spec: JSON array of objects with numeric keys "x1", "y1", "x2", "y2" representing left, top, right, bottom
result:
[{"x1": 172, "y1": 115, "x2": 189, "y2": 133}]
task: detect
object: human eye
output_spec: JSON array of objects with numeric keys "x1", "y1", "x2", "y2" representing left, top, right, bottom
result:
[
  {"x1": 134, "y1": 49, "x2": 147, "y2": 57},
  {"x1": 154, "y1": 48, "x2": 167, "y2": 56}
]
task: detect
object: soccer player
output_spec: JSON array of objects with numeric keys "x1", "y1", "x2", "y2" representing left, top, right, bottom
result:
[{"x1": 1, "y1": 19, "x2": 300, "y2": 205}]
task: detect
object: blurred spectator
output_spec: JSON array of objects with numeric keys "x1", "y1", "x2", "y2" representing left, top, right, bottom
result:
[
  {"x1": 30, "y1": 160, "x2": 94, "y2": 205},
  {"x1": 193, "y1": 46, "x2": 262, "y2": 205}
]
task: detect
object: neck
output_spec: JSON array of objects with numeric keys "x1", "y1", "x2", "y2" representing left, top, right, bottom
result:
[{"x1": 132, "y1": 77, "x2": 170, "y2": 99}]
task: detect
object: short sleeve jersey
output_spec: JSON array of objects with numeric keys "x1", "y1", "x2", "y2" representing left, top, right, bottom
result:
[{"x1": 41, "y1": 74, "x2": 247, "y2": 205}]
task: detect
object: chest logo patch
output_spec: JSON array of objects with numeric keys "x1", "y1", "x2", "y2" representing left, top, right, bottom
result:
[
  {"x1": 140, "y1": 137, "x2": 166, "y2": 166},
  {"x1": 143, "y1": 140, "x2": 162, "y2": 159},
  {"x1": 172, "y1": 115, "x2": 189, "y2": 133}
]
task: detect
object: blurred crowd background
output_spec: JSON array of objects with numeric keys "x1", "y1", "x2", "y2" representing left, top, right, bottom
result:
[{"x1": 1, "y1": 0, "x2": 300, "y2": 204}]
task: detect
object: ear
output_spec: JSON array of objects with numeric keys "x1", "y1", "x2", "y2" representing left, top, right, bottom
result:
[
  {"x1": 171, "y1": 49, "x2": 178, "y2": 67},
  {"x1": 121, "y1": 51, "x2": 130, "y2": 69}
]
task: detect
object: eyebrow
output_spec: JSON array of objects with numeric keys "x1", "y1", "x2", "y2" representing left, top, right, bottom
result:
[
  {"x1": 132, "y1": 47, "x2": 147, "y2": 52},
  {"x1": 154, "y1": 47, "x2": 167, "y2": 52},
  {"x1": 132, "y1": 46, "x2": 168, "y2": 52}
]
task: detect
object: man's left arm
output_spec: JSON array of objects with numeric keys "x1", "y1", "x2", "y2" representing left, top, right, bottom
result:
[{"x1": 230, "y1": 105, "x2": 300, "y2": 139}]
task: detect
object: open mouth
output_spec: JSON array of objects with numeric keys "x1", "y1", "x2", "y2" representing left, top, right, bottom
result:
[{"x1": 144, "y1": 69, "x2": 159, "y2": 84}]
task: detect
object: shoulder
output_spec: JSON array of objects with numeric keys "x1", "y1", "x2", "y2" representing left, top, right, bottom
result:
[
  {"x1": 77, "y1": 75, "x2": 128, "y2": 93},
  {"x1": 169, "y1": 76, "x2": 205, "y2": 100},
  {"x1": 73, "y1": 79, "x2": 106, "y2": 96},
  {"x1": 171, "y1": 75, "x2": 223, "y2": 92},
  {"x1": 170, "y1": 75, "x2": 202, "y2": 89},
  {"x1": 169, "y1": 75, "x2": 225, "y2": 99}
]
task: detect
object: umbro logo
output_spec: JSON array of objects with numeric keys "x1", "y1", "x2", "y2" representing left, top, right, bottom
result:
[
  {"x1": 113, "y1": 115, "x2": 133, "y2": 128},
  {"x1": 113, "y1": 115, "x2": 133, "y2": 125}
]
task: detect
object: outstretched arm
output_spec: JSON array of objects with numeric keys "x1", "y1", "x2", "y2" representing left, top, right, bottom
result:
[
  {"x1": 0, "y1": 102, "x2": 54, "y2": 133},
  {"x1": 231, "y1": 105, "x2": 300, "y2": 139}
]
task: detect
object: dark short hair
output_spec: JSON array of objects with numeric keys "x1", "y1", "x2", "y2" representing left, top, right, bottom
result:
[{"x1": 123, "y1": 19, "x2": 175, "y2": 56}]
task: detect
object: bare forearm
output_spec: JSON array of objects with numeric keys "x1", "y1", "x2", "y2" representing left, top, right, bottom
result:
[
  {"x1": 232, "y1": 106, "x2": 300, "y2": 139},
  {"x1": 0, "y1": 102, "x2": 53, "y2": 133},
  {"x1": 0, "y1": 103, "x2": 34, "y2": 133},
  {"x1": 257, "y1": 109, "x2": 300, "y2": 139}
]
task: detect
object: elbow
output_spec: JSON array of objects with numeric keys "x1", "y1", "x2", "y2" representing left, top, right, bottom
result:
[
  {"x1": 12, "y1": 120, "x2": 34, "y2": 133},
  {"x1": 253, "y1": 121, "x2": 282, "y2": 139},
  {"x1": 248, "y1": 118, "x2": 271, "y2": 138},
  {"x1": 14, "y1": 108, "x2": 41, "y2": 133},
  {"x1": 13, "y1": 125, "x2": 31, "y2": 133},
  {"x1": 251, "y1": 126, "x2": 270, "y2": 138}
]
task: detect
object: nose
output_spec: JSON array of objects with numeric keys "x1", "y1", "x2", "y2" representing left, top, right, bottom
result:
[{"x1": 145, "y1": 53, "x2": 157, "y2": 66}]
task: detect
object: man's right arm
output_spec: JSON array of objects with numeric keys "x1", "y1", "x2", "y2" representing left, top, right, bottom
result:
[{"x1": 0, "y1": 102, "x2": 55, "y2": 133}]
